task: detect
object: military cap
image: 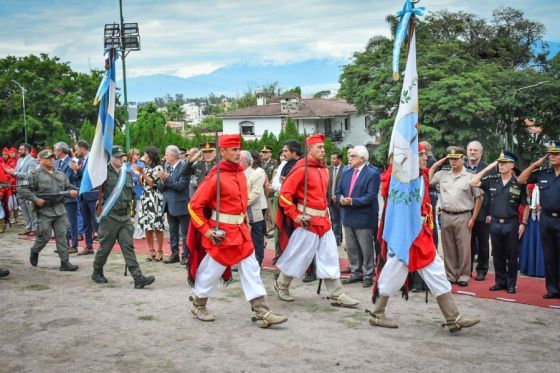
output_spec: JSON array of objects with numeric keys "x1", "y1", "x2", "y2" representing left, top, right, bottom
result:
[
  {"x1": 547, "y1": 140, "x2": 560, "y2": 154},
  {"x1": 111, "y1": 146, "x2": 126, "y2": 158},
  {"x1": 496, "y1": 150, "x2": 518, "y2": 163},
  {"x1": 260, "y1": 145, "x2": 273, "y2": 152},
  {"x1": 199, "y1": 142, "x2": 216, "y2": 152},
  {"x1": 38, "y1": 150, "x2": 55, "y2": 159},
  {"x1": 446, "y1": 146, "x2": 466, "y2": 159}
]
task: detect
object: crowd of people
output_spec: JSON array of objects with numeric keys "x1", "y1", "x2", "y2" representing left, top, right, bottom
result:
[{"x1": 1, "y1": 134, "x2": 559, "y2": 329}]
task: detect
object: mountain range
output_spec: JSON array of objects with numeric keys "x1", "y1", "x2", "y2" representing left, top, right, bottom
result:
[{"x1": 120, "y1": 41, "x2": 559, "y2": 103}]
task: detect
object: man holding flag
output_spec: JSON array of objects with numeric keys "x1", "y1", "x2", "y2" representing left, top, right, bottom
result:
[
  {"x1": 81, "y1": 50, "x2": 154, "y2": 289},
  {"x1": 367, "y1": 1, "x2": 479, "y2": 333}
]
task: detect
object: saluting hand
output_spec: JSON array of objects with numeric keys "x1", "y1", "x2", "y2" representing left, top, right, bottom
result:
[{"x1": 534, "y1": 154, "x2": 549, "y2": 167}]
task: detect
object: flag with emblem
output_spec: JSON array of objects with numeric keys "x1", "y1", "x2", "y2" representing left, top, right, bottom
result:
[{"x1": 80, "y1": 49, "x2": 117, "y2": 194}]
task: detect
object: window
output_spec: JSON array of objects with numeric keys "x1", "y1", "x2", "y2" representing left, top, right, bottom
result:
[
  {"x1": 344, "y1": 117, "x2": 350, "y2": 131},
  {"x1": 239, "y1": 121, "x2": 255, "y2": 136}
]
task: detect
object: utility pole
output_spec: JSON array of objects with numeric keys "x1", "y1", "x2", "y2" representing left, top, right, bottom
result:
[{"x1": 12, "y1": 79, "x2": 27, "y2": 144}]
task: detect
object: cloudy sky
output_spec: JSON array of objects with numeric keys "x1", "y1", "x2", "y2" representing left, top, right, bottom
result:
[{"x1": 1, "y1": 0, "x2": 558, "y2": 78}]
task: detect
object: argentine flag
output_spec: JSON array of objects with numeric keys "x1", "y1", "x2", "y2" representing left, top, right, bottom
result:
[
  {"x1": 80, "y1": 49, "x2": 117, "y2": 195},
  {"x1": 382, "y1": 32, "x2": 423, "y2": 265}
]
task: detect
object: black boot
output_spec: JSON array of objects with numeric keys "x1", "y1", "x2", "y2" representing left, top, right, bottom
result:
[
  {"x1": 30, "y1": 249, "x2": 39, "y2": 267},
  {"x1": 134, "y1": 275, "x2": 155, "y2": 289},
  {"x1": 59, "y1": 261, "x2": 79, "y2": 272},
  {"x1": 0, "y1": 268, "x2": 9, "y2": 277},
  {"x1": 91, "y1": 269, "x2": 108, "y2": 283}
]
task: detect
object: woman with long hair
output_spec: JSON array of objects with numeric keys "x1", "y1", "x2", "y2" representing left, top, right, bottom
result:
[
  {"x1": 138, "y1": 146, "x2": 165, "y2": 261},
  {"x1": 127, "y1": 148, "x2": 145, "y2": 240}
]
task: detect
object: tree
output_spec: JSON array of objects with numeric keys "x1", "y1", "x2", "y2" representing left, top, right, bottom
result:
[
  {"x1": 339, "y1": 8, "x2": 560, "y2": 166},
  {"x1": 198, "y1": 115, "x2": 223, "y2": 133},
  {"x1": 283, "y1": 86, "x2": 302, "y2": 96}
]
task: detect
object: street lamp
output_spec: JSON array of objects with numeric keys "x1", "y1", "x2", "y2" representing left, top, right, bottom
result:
[
  {"x1": 11, "y1": 79, "x2": 28, "y2": 144},
  {"x1": 509, "y1": 80, "x2": 549, "y2": 151},
  {"x1": 103, "y1": 0, "x2": 141, "y2": 151}
]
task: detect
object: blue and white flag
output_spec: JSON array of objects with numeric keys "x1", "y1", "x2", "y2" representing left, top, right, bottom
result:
[
  {"x1": 382, "y1": 31, "x2": 422, "y2": 265},
  {"x1": 80, "y1": 49, "x2": 117, "y2": 195},
  {"x1": 392, "y1": 0, "x2": 424, "y2": 80}
]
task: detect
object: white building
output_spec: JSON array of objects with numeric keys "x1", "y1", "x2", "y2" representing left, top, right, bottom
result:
[
  {"x1": 181, "y1": 102, "x2": 203, "y2": 125},
  {"x1": 219, "y1": 95, "x2": 378, "y2": 148}
]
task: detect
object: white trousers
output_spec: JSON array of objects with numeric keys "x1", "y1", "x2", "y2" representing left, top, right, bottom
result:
[
  {"x1": 276, "y1": 227, "x2": 341, "y2": 279},
  {"x1": 193, "y1": 253, "x2": 266, "y2": 302},
  {"x1": 378, "y1": 253, "x2": 452, "y2": 297}
]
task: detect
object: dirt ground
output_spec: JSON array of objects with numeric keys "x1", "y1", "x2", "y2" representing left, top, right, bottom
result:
[{"x1": 1, "y1": 229, "x2": 559, "y2": 373}]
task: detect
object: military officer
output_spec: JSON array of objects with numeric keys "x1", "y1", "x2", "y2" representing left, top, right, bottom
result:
[
  {"x1": 260, "y1": 145, "x2": 278, "y2": 235},
  {"x1": 518, "y1": 140, "x2": 560, "y2": 299},
  {"x1": 91, "y1": 147, "x2": 155, "y2": 289},
  {"x1": 470, "y1": 151, "x2": 528, "y2": 294},
  {"x1": 19, "y1": 150, "x2": 79, "y2": 271},
  {"x1": 183, "y1": 142, "x2": 217, "y2": 193}
]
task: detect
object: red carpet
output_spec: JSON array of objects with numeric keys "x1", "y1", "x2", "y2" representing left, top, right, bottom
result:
[{"x1": 19, "y1": 236, "x2": 560, "y2": 309}]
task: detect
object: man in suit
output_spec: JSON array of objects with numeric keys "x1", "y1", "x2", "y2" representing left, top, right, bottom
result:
[
  {"x1": 327, "y1": 152, "x2": 344, "y2": 246},
  {"x1": 72, "y1": 140, "x2": 98, "y2": 255},
  {"x1": 336, "y1": 146, "x2": 380, "y2": 287},
  {"x1": 6, "y1": 144, "x2": 38, "y2": 235},
  {"x1": 158, "y1": 145, "x2": 190, "y2": 264},
  {"x1": 54, "y1": 142, "x2": 80, "y2": 253}
]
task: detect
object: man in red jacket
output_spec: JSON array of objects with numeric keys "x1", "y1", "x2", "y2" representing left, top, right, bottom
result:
[
  {"x1": 275, "y1": 133, "x2": 359, "y2": 308},
  {"x1": 187, "y1": 134, "x2": 287, "y2": 328},
  {"x1": 368, "y1": 144, "x2": 480, "y2": 333}
]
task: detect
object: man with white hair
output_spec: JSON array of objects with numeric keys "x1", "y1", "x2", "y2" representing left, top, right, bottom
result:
[
  {"x1": 465, "y1": 140, "x2": 490, "y2": 281},
  {"x1": 54, "y1": 141, "x2": 80, "y2": 253},
  {"x1": 240, "y1": 150, "x2": 267, "y2": 265},
  {"x1": 336, "y1": 146, "x2": 380, "y2": 287},
  {"x1": 158, "y1": 144, "x2": 189, "y2": 264}
]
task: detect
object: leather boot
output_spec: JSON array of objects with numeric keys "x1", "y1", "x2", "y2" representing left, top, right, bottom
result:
[
  {"x1": 190, "y1": 295, "x2": 215, "y2": 322},
  {"x1": 437, "y1": 292, "x2": 480, "y2": 333},
  {"x1": 274, "y1": 272, "x2": 294, "y2": 302},
  {"x1": 30, "y1": 249, "x2": 39, "y2": 267},
  {"x1": 91, "y1": 268, "x2": 108, "y2": 284},
  {"x1": 367, "y1": 295, "x2": 398, "y2": 328},
  {"x1": 134, "y1": 275, "x2": 155, "y2": 289},
  {"x1": 324, "y1": 278, "x2": 359, "y2": 308},
  {"x1": 250, "y1": 296, "x2": 288, "y2": 328},
  {"x1": 0, "y1": 268, "x2": 9, "y2": 277},
  {"x1": 59, "y1": 261, "x2": 79, "y2": 272}
]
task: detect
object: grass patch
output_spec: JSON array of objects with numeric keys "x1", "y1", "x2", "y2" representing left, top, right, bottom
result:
[
  {"x1": 138, "y1": 315, "x2": 155, "y2": 321},
  {"x1": 23, "y1": 284, "x2": 49, "y2": 291},
  {"x1": 300, "y1": 303, "x2": 338, "y2": 313}
]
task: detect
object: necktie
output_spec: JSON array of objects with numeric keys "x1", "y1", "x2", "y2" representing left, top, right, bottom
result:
[
  {"x1": 348, "y1": 168, "x2": 359, "y2": 196},
  {"x1": 331, "y1": 167, "x2": 338, "y2": 195}
]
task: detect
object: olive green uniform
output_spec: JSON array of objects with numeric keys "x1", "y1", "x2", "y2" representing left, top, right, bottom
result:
[
  {"x1": 19, "y1": 167, "x2": 76, "y2": 262},
  {"x1": 93, "y1": 164, "x2": 143, "y2": 278},
  {"x1": 191, "y1": 159, "x2": 217, "y2": 191},
  {"x1": 262, "y1": 158, "x2": 278, "y2": 233}
]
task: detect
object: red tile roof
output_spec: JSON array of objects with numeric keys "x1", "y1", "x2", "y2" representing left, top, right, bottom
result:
[{"x1": 219, "y1": 98, "x2": 356, "y2": 119}]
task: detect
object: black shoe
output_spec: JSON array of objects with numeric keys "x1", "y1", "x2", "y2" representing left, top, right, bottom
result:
[
  {"x1": 77, "y1": 234, "x2": 84, "y2": 241},
  {"x1": 134, "y1": 275, "x2": 155, "y2": 289},
  {"x1": 410, "y1": 287, "x2": 423, "y2": 293},
  {"x1": 507, "y1": 287, "x2": 516, "y2": 294},
  {"x1": 489, "y1": 284, "x2": 506, "y2": 291},
  {"x1": 362, "y1": 278, "x2": 374, "y2": 287},
  {"x1": 0, "y1": 268, "x2": 9, "y2": 277},
  {"x1": 59, "y1": 261, "x2": 79, "y2": 272},
  {"x1": 163, "y1": 253, "x2": 180, "y2": 264},
  {"x1": 543, "y1": 293, "x2": 560, "y2": 299},
  {"x1": 457, "y1": 281, "x2": 468, "y2": 287},
  {"x1": 302, "y1": 272, "x2": 317, "y2": 283},
  {"x1": 342, "y1": 277, "x2": 362, "y2": 285},
  {"x1": 91, "y1": 269, "x2": 108, "y2": 284},
  {"x1": 340, "y1": 266, "x2": 352, "y2": 274},
  {"x1": 30, "y1": 249, "x2": 39, "y2": 267},
  {"x1": 475, "y1": 273, "x2": 486, "y2": 281}
]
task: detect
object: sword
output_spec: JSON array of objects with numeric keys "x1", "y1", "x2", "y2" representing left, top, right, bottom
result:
[
  {"x1": 211, "y1": 132, "x2": 225, "y2": 244},
  {"x1": 300, "y1": 130, "x2": 311, "y2": 226}
]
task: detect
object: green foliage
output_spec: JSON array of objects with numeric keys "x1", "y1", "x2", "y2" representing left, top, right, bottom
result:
[
  {"x1": 339, "y1": 7, "x2": 560, "y2": 166},
  {"x1": 198, "y1": 115, "x2": 223, "y2": 133}
]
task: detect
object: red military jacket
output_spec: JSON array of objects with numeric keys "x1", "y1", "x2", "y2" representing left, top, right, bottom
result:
[
  {"x1": 188, "y1": 160, "x2": 253, "y2": 266},
  {"x1": 278, "y1": 157, "x2": 331, "y2": 237}
]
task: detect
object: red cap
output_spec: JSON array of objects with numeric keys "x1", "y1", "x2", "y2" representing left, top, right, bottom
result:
[
  {"x1": 31, "y1": 147, "x2": 37, "y2": 158},
  {"x1": 306, "y1": 133, "x2": 325, "y2": 146},
  {"x1": 2, "y1": 147, "x2": 9, "y2": 156},
  {"x1": 418, "y1": 143, "x2": 425, "y2": 152},
  {"x1": 218, "y1": 134, "x2": 241, "y2": 149}
]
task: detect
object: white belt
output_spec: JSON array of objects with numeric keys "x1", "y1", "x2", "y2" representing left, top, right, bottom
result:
[
  {"x1": 210, "y1": 210, "x2": 245, "y2": 225},
  {"x1": 296, "y1": 203, "x2": 327, "y2": 217}
]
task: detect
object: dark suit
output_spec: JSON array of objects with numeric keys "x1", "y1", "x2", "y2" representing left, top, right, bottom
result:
[
  {"x1": 76, "y1": 154, "x2": 99, "y2": 248},
  {"x1": 327, "y1": 164, "x2": 346, "y2": 245},
  {"x1": 158, "y1": 160, "x2": 190, "y2": 259},
  {"x1": 336, "y1": 164, "x2": 380, "y2": 281},
  {"x1": 55, "y1": 155, "x2": 79, "y2": 248}
]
